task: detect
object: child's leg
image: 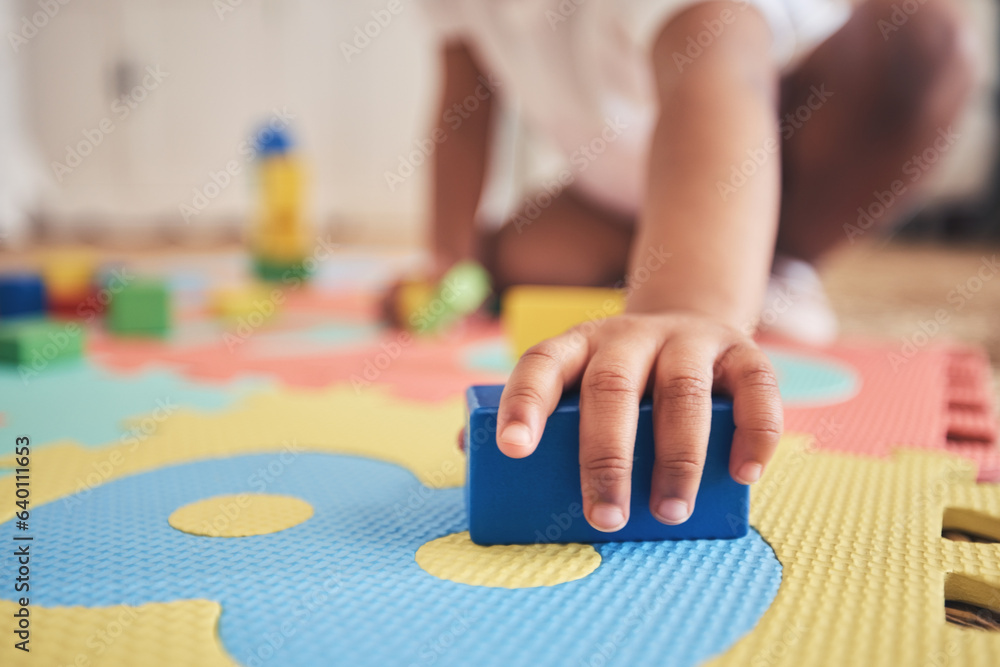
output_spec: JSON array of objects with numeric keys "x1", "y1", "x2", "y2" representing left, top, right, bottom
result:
[
  {"x1": 776, "y1": 0, "x2": 975, "y2": 262},
  {"x1": 482, "y1": 188, "x2": 634, "y2": 291}
]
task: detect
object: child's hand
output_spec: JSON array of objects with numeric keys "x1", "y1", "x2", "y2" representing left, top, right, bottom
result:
[{"x1": 496, "y1": 312, "x2": 783, "y2": 532}]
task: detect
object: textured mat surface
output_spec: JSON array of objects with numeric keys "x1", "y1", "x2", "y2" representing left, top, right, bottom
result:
[
  {"x1": 1, "y1": 453, "x2": 781, "y2": 667},
  {"x1": 710, "y1": 435, "x2": 1000, "y2": 667},
  {"x1": 0, "y1": 386, "x2": 467, "y2": 524},
  {"x1": 3, "y1": 268, "x2": 1000, "y2": 666},
  {"x1": 769, "y1": 338, "x2": 1000, "y2": 481},
  {"x1": 90, "y1": 289, "x2": 508, "y2": 398},
  {"x1": 0, "y1": 360, "x2": 267, "y2": 448},
  {"x1": 168, "y1": 493, "x2": 315, "y2": 537}
]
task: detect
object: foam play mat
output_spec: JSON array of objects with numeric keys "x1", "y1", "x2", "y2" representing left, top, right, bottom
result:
[{"x1": 2, "y1": 250, "x2": 1000, "y2": 666}]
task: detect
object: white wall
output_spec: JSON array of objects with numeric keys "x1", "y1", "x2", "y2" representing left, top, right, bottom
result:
[
  {"x1": 11, "y1": 0, "x2": 440, "y2": 245},
  {"x1": 2, "y1": 0, "x2": 998, "y2": 247}
]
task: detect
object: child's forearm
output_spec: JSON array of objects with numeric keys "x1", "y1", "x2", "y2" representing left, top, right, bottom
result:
[
  {"x1": 629, "y1": 5, "x2": 779, "y2": 331},
  {"x1": 431, "y1": 42, "x2": 494, "y2": 268}
]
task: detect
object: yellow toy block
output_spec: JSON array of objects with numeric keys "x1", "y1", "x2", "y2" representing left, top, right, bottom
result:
[{"x1": 502, "y1": 285, "x2": 624, "y2": 357}]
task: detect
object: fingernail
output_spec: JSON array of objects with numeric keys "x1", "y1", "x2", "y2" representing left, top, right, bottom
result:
[
  {"x1": 499, "y1": 423, "x2": 533, "y2": 449},
  {"x1": 655, "y1": 499, "x2": 690, "y2": 525},
  {"x1": 737, "y1": 462, "x2": 763, "y2": 485},
  {"x1": 589, "y1": 503, "x2": 627, "y2": 532}
]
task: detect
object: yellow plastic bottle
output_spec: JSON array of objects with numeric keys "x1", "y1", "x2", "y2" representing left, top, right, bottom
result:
[{"x1": 251, "y1": 127, "x2": 312, "y2": 283}]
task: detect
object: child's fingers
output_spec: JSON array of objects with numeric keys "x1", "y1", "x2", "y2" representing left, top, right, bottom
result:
[
  {"x1": 578, "y1": 339, "x2": 659, "y2": 532},
  {"x1": 714, "y1": 341, "x2": 783, "y2": 485},
  {"x1": 649, "y1": 336, "x2": 717, "y2": 525},
  {"x1": 497, "y1": 334, "x2": 589, "y2": 458}
]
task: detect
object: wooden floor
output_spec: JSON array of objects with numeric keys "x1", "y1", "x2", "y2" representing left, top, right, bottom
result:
[{"x1": 821, "y1": 239, "x2": 1000, "y2": 395}]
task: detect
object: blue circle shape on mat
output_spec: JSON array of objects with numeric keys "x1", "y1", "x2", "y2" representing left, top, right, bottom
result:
[
  {"x1": 764, "y1": 348, "x2": 860, "y2": 407},
  {"x1": 1, "y1": 453, "x2": 782, "y2": 667},
  {"x1": 463, "y1": 340, "x2": 516, "y2": 375}
]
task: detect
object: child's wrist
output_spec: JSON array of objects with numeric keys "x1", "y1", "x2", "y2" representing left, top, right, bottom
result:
[{"x1": 626, "y1": 293, "x2": 754, "y2": 332}]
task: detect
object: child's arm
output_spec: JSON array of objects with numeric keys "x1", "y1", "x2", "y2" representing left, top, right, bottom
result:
[
  {"x1": 430, "y1": 42, "x2": 494, "y2": 274},
  {"x1": 497, "y1": 3, "x2": 784, "y2": 531}
]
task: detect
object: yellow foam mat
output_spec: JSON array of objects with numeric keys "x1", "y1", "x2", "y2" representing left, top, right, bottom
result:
[
  {"x1": 0, "y1": 599, "x2": 237, "y2": 667},
  {"x1": 711, "y1": 435, "x2": 1000, "y2": 666},
  {"x1": 416, "y1": 531, "x2": 601, "y2": 588},
  {"x1": 0, "y1": 386, "x2": 466, "y2": 525}
]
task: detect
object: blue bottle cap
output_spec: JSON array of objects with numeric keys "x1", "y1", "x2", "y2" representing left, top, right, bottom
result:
[{"x1": 254, "y1": 126, "x2": 293, "y2": 156}]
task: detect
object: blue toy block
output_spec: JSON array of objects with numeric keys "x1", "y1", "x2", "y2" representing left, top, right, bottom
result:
[
  {"x1": 0, "y1": 272, "x2": 47, "y2": 319},
  {"x1": 465, "y1": 385, "x2": 748, "y2": 545}
]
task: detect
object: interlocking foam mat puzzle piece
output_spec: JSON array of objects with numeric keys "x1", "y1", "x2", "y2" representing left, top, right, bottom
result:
[
  {"x1": 5, "y1": 430, "x2": 1000, "y2": 665},
  {"x1": 1, "y1": 600, "x2": 238, "y2": 667},
  {"x1": 3, "y1": 264, "x2": 1000, "y2": 665},
  {"x1": 0, "y1": 344, "x2": 871, "y2": 524},
  {"x1": 0, "y1": 360, "x2": 269, "y2": 448},
  {"x1": 90, "y1": 308, "x2": 508, "y2": 399},
  {"x1": 709, "y1": 436, "x2": 1000, "y2": 667},
  {"x1": 765, "y1": 337, "x2": 1000, "y2": 481},
  {"x1": 1, "y1": 453, "x2": 781, "y2": 667},
  {"x1": 85, "y1": 277, "x2": 1000, "y2": 477},
  {"x1": 0, "y1": 386, "x2": 468, "y2": 523}
]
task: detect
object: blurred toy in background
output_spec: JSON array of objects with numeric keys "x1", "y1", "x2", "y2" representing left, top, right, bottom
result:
[
  {"x1": 210, "y1": 284, "x2": 281, "y2": 324},
  {"x1": 250, "y1": 127, "x2": 313, "y2": 284},
  {"x1": 0, "y1": 272, "x2": 46, "y2": 319},
  {"x1": 0, "y1": 268, "x2": 85, "y2": 368},
  {"x1": 107, "y1": 278, "x2": 172, "y2": 337},
  {"x1": 41, "y1": 249, "x2": 96, "y2": 316},
  {"x1": 388, "y1": 260, "x2": 491, "y2": 335},
  {"x1": 0, "y1": 317, "x2": 84, "y2": 367},
  {"x1": 502, "y1": 286, "x2": 624, "y2": 357}
]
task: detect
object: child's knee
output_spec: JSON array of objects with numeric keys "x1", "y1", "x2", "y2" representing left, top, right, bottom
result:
[{"x1": 877, "y1": 0, "x2": 976, "y2": 110}]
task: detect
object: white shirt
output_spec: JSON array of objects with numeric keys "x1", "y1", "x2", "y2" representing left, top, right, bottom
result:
[{"x1": 425, "y1": 0, "x2": 852, "y2": 217}]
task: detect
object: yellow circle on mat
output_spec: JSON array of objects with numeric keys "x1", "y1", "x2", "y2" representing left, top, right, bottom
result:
[
  {"x1": 168, "y1": 494, "x2": 313, "y2": 537},
  {"x1": 416, "y1": 531, "x2": 601, "y2": 588}
]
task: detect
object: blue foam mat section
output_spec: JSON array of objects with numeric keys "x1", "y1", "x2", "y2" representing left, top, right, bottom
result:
[
  {"x1": 463, "y1": 341, "x2": 516, "y2": 374},
  {"x1": 767, "y1": 349, "x2": 859, "y2": 407},
  {"x1": 1, "y1": 453, "x2": 782, "y2": 666}
]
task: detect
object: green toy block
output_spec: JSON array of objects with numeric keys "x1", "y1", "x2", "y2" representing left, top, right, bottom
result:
[
  {"x1": 0, "y1": 318, "x2": 84, "y2": 366},
  {"x1": 107, "y1": 279, "x2": 171, "y2": 336},
  {"x1": 253, "y1": 257, "x2": 313, "y2": 283}
]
